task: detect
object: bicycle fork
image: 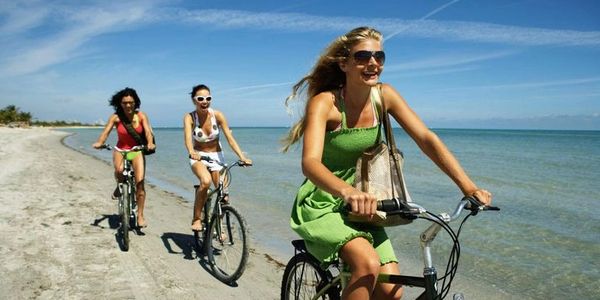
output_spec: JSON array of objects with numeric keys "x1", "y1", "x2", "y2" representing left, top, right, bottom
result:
[{"x1": 419, "y1": 213, "x2": 450, "y2": 300}]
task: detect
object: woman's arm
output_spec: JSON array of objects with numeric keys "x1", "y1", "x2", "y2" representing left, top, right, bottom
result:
[
  {"x1": 382, "y1": 84, "x2": 492, "y2": 204},
  {"x1": 215, "y1": 111, "x2": 251, "y2": 164},
  {"x1": 92, "y1": 114, "x2": 117, "y2": 148},
  {"x1": 302, "y1": 92, "x2": 377, "y2": 216},
  {"x1": 140, "y1": 112, "x2": 155, "y2": 150},
  {"x1": 183, "y1": 113, "x2": 198, "y2": 159}
]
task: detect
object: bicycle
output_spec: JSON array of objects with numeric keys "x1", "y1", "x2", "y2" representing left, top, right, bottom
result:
[
  {"x1": 191, "y1": 155, "x2": 252, "y2": 283},
  {"x1": 99, "y1": 144, "x2": 145, "y2": 251},
  {"x1": 280, "y1": 196, "x2": 500, "y2": 300}
]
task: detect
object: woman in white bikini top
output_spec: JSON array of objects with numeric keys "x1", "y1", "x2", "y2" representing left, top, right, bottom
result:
[
  {"x1": 182, "y1": 84, "x2": 252, "y2": 232},
  {"x1": 192, "y1": 108, "x2": 220, "y2": 144}
]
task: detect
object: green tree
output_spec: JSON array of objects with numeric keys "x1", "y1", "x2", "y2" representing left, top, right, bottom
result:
[
  {"x1": 0, "y1": 105, "x2": 19, "y2": 123},
  {"x1": 0, "y1": 105, "x2": 33, "y2": 124}
]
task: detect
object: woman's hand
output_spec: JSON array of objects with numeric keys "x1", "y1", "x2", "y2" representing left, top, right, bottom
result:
[
  {"x1": 469, "y1": 188, "x2": 493, "y2": 206},
  {"x1": 147, "y1": 142, "x2": 156, "y2": 151},
  {"x1": 189, "y1": 152, "x2": 200, "y2": 161},
  {"x1": 240, "y1": 157, "x2": 252, "y2": 166},
  {"x1": 92, "y1": 142, "x2": 103, "y2": 149},
  {"x1": 341, "y1": 187, "x2": 378, "y2": 217}
]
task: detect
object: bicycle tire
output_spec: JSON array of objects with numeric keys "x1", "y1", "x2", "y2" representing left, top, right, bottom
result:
[
  {"x1": 281, "y1": 252, "x2": 340, "y2": 300},
  {"x1": 129, "y1": 182, "x2": 137, "y2": 229},
  {"x1": 120, "y1": 183, "x2": 130, "y2": 251},
  {"x1": 207, "y1": 205, "x2": 249, "y2": 283}
]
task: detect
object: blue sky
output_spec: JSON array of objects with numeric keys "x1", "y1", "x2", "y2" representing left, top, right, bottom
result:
[{"x1": 1, "y1": 0, "x2": 599, "y2": 129}]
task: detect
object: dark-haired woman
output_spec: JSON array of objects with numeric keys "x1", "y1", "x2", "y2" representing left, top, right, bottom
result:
[
  {"x1": 93, "y1": 87, "x2": 155, "y2": 228},
  {"x1": 183, "y1": 84, "x2": 252, "y2": 232}
]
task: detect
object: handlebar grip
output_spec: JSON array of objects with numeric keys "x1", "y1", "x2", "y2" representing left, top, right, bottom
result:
[
  {"x1": 344, "y1": 198, "x2": 408, "y2": 212},
  {"x1": 376, "y1": 199, "x2": 400, "y2": 211},
  {"x1": 463, "y1": 196, "x2": 500, "y2": 212}
]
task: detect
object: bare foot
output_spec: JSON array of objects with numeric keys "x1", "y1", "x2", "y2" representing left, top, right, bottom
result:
[
  {"x1": 137, "y1": 216, "x2": 147, "y2": 228},
  {"x1": 191, "y1": 219, "x2": 202, "y2": 231}
]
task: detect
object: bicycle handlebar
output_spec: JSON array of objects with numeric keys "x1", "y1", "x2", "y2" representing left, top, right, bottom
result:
[
  {"x1": 346, "y1": 196, "x2": 499, "y2": 220},
  {"x1": 189, "y1": 154, "x2": 253, "y2": 167},
  {"x1": 98, "y1": 144, "x2": 146, "y2": 152}
]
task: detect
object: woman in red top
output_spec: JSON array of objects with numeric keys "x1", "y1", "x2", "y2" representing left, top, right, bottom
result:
[{"x1": 93, "y1": 87, "x2": 156, "y2": 228}]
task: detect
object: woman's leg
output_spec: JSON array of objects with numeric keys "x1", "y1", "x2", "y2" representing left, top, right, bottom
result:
[
  {"x1": 112, "y1": 151, "x2": 124, "y2": 198},
  {"x1": 373, "y1": 262, "x2": 403, "y2": 300},
  {"x1": 339, "y1": 237, "x2": 381, "y2": 300},
  {"x1": 131, "y1": 153, "x2": 146, "y2": 226},
  {"x1": 191, "y1": 162, "x2": 212, "y2": 231}
]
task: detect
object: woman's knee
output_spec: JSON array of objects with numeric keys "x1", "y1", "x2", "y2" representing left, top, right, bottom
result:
[
  {"x1": 198, "y1": 176, "x2": 212, "y2": 190},
  {"x1": 341, "y1": 238, "x2": 381, "y2": 276},
  {"x1": 374, "y1": 263, "x2": 403, "y2": 300}
]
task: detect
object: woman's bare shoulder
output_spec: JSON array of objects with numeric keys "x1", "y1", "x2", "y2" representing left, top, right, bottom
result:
[{"x1": 307, "y1": 91, "x2": 336, "y2": 109}]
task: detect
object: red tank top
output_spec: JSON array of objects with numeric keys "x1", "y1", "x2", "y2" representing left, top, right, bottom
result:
[{"x1": 116, "y1": 112, "x2": 144, "y2": 150}]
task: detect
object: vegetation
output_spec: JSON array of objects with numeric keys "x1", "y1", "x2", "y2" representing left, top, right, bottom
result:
[{"x1": 0, "y1": 105, "x2": 94, "y2": 127}]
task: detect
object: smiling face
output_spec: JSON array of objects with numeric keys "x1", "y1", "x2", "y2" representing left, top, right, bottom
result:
[
  {"x1": 340, "y1": 38, "x2": 384, "y2": 87},
  {"x1": 193, "y1": 88, "x2": 211, "y2": 111}
]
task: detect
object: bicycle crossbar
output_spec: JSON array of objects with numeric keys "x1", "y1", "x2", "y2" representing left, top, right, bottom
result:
[{"x1": 377, "y1": 274, "x2": 426, "y2": 287}]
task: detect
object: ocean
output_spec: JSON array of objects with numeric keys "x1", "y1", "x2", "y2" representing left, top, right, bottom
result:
[{"x1": 62, "y1": 127, "x2": 599, "y2": 299}]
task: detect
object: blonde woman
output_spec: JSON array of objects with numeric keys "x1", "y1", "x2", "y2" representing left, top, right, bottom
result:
[
  {"x1": 284, "y1": 27, "x2": 492, "y2": 300},
  {"x1": 183, "y1": 84, "x2": 252, "y2": 232}
]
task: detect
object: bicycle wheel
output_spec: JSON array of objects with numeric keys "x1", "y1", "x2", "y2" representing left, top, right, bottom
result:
[
  {"x1": 120, "y1": 183, "x2": 130, "y2": 251},
  {"x1": 207, "y1": 205, "x2": 249, "y2": 283},
  {"x1": 281, "y1": 252, "x2": 340, "y2": 300},
  {"x1": 129, "y1": 183, "x2": 137, "y2": 228}
]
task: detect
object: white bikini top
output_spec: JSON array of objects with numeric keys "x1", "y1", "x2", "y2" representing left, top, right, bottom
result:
[{"x1": 191, "y1": 109, "x2": 220, "y2": 143}]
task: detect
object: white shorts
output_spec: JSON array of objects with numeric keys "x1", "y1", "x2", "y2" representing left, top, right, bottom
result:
[{"x1": 190, "y1": 151, "x2": 225, "y2": 172}]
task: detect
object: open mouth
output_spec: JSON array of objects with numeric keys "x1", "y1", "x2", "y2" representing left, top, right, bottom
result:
[{"x1": 362, "y1": 70, "x2": 379, "y2": 81}]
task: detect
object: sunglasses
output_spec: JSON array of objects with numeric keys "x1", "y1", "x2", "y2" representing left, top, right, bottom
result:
[
  {"x1": 352, "y1": 50, "x2": 385, "y2": 65},
  {"x1": 194, "y1": 96, "x2": 212, "y2": 102}
]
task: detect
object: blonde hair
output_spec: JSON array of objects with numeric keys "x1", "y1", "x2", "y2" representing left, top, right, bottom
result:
[{"x1": 281, "y1": 27, "x2": 383, "y2": 152}]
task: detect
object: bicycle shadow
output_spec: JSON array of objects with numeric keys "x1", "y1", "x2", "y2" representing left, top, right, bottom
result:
[
  {"x1": 160, "y1": 232, "x2": 239, "y2": 287},
  {"x1": 91, "y1": 214, "x2": 120, "y2": 229},
  {"x1": 160, "y1": 232, "x2": 196, "y2": 260},
  {"x1": 91, "y1": 214, "x2": 145, "y2": 252}
]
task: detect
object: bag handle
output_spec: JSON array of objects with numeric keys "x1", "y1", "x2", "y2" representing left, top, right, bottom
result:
[
  {"x1": 373, "y1": 84, "x2": 396, "y2": 152},
  {"x1": 376, "y1": 84, "x2": 407, "y2": 200}
]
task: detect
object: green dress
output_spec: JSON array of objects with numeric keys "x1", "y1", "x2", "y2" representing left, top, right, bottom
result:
[{"x1": 290, "y1": 89, "x2": 398, "y2": 266}]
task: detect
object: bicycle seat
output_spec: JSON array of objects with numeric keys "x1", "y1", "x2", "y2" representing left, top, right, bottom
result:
[{"x1": 291, "y1": 239, "x2": 308, "y2": 253}]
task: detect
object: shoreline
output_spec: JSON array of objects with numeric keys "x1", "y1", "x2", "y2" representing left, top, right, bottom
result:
[
  {"x1": 59, "y1": 129, "x2": 293, "y2": 264},
  {"x1": 0, "y1": 127, "x2": 283, "y2": 299}
]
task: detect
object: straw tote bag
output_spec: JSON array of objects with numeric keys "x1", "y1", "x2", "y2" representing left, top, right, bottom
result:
[{"x1": 350, "y1": 84, "x2": 413, "y2": 227}]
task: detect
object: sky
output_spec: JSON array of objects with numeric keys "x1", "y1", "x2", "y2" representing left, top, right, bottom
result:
[{"x1": 0, "y1": 0, "x2": 599, "y2": 130}]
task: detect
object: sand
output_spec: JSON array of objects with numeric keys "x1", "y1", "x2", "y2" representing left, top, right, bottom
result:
[{"x1": 0, "y1": 127, "x2": 283, "y2": 299}]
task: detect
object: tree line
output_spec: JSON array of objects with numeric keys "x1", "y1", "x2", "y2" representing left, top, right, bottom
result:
[{"x1": 1, "y1": 105, "x2": 91, "y2": 126}]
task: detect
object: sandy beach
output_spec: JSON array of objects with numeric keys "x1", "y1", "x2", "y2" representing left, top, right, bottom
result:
[{"x1": 0, "y1": 127, "x2": 283, "y2": 299}]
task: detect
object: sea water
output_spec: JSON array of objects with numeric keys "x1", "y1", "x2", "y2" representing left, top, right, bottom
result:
[{"x1": 62, "y1": 127, "x2": 600, "y2": 299}]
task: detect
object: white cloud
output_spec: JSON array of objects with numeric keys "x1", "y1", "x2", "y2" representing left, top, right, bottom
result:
[
  {"x1": 0, "y1": 1, "x2": 159, "y2": 77},
  {"x1": 385, "y1": 50, "x2": 516, "y2": 72},
  {"x1": 171, "y1": 9, "x2": 600, "y2": 47},
  {"x1": 1, "y1": 4, "x2": 599, "y2": 77}
]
